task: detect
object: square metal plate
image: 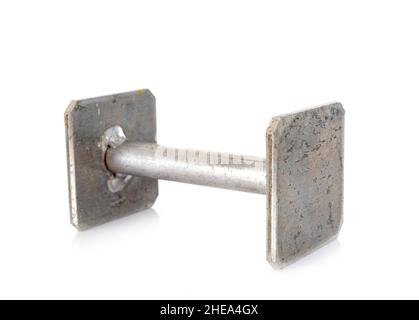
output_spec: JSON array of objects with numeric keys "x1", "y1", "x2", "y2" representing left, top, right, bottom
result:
[
  {"x1": 266, "y1": 103, "x2": 344, "y2": 267},
  {"x1": 65, "y1": 89, "x2": 158, "y2": 230}
]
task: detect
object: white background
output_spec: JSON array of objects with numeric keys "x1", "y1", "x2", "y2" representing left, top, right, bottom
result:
[{"x1": 0, "y1": 0, "x2": 418, "y2": 299}]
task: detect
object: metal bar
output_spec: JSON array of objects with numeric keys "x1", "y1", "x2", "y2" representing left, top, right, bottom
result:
[{"x1": 106, "y1": 142, "x2": 267, "y2": 194}]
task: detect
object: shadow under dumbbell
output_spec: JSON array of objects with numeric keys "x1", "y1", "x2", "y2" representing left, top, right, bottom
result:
[
  {"x1": 72, "y1": 208, "x2": 159, "y2": 250},
  {"x1": 272, "y1": 240, "x2": 342, "y2": 271}
]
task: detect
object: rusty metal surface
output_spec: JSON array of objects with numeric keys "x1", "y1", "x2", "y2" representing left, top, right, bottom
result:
[
  {"x1": 266, "y1": 103, "x2": 344, "y2": 267},
  {"x1": 65, "y1": 90, "x2": 158, "y2": 230}
]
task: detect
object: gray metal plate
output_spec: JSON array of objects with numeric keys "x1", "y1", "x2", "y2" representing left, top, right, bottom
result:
[
  {"x1": 266, "y1": 103, "x2": 344, "y2": 267},
  {"x1": 65, "y1": 90, "x2": 158, "y2": 230}
]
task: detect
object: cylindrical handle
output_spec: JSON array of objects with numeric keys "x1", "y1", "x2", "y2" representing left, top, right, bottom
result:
[{"x1": 106, "y1": 143, "x2": 267, "y2": 194}]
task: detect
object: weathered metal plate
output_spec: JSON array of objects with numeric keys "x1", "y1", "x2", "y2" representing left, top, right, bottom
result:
[
  {"x1": 266, "y1": 103, "x2": 344, "y2": 267},
  {"x1": 65, "y1": 90, "x2": 158, "y2": 230}
]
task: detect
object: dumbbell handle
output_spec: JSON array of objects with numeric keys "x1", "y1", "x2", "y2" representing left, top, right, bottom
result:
[{"x1": 106, "y1": 142, "x2": 266, "y2": 194}]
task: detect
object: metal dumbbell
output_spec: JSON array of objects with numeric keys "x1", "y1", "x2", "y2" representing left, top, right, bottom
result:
[{"x1": 65, "y1": 89, "x2": 344, "y2": 268}]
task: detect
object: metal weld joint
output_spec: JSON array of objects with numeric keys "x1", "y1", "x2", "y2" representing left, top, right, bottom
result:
[{"x1": 65, "y1": 89, "x2": 344, "y2": 268}]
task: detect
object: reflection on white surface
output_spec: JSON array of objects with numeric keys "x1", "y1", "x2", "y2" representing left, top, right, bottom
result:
[
  {"x1": 283, "y1": 240, "x2": 342, "y2": 271},
  {"x1": 72, "y1": 208, "x2": 159, "y2": 251}
]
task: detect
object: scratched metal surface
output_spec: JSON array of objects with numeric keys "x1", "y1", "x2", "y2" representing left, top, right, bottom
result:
[
  {"x1": 65, "y1": 90, "x2": 158, "y2": 230},
  {"x1": 266, "y1": 103, "x2": 344, "y2": 267}
]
